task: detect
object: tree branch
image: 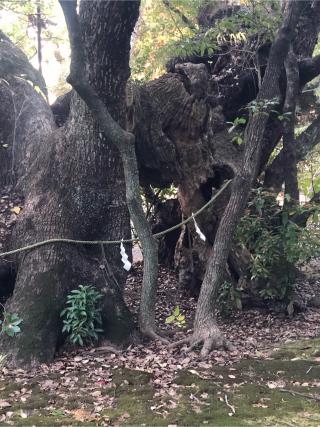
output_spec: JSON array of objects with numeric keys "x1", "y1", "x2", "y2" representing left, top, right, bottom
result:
[
  {"x1": 162, "y1": 0, "x2": 196, "y2": 31},
  {"x1": 299, "y1": 55, "x2": 320, "y2": 87},
  {"x1": 264, "y1": 114, "x2": 320, "y2": 191}
]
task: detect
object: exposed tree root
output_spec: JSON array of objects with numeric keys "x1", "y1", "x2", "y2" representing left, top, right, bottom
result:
[
  {"x1": 169, "y1": 324, "x2": 235, "y2": 356},
  {"x1": 168, "y1": 337, "x2": 191, "y2": 349},
  {"x1": 95, "y1": 345, "x2": 121, "y2": 354},
  {"x1": 141, "y1": 328, "x2": 170, "y2": 344}
]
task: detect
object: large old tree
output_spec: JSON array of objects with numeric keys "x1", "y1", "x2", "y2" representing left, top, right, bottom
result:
[
  {"x1": 0, "y1": 1, "x2": 139, "y2": 366},
  {"x1": 0, "y1": 0, "x2": 320, "y2": 365}
]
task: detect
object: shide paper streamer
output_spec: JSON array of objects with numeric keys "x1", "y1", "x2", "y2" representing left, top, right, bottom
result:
[
  {"x1": 192, "y1": 214, "x2": 206, "y2": 242},
  {"x1": 120, "y1": 240, "x2": 132, "y2": 271}
]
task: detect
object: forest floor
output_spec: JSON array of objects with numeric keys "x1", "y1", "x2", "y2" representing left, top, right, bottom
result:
[
  {"x1": 0, "y1": 263, "x2": 319, "y2": 426},
  {"x1": 1, "y1": 188, "x2": 320, "y2": 426}
]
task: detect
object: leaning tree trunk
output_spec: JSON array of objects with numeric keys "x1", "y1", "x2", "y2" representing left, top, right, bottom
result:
[
  {"x1": 0, "y1": 1, "x2": 139, "y2": 367},
  {"x1": 0, "y1": 30, "x2": 48, "y2": 189},
  {"x1": 185, "y1": 0, "x2": 303, "y2": 356}
]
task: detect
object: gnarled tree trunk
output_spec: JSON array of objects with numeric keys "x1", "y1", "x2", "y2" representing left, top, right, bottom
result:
[
  {"x1": 132, "y1": 1, "x2": 320, "y2": 298},
  {"x1": 0, "y1": 0, "x2": 138, "y2": 367}
]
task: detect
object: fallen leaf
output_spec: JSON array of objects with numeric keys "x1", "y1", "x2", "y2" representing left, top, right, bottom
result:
[
  {"x1": 253, "y1": 403, "x2": 268, "y2": 408},
  {"x1": 0, "y1": 401, "x2": 11, "y2": 409},
  {"x1": 70, "y1": 409, "x2": 94, "y2": 422},
  {"x1": 10, "y1": 206, "x2": 21, "y2": 215},
  {"x1": 20, "y1": 410, "x2": 27, "y2": 419}
]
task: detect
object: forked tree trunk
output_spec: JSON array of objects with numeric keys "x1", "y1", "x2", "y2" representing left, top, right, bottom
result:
[{"x1": 0, "y1": 1, "x2": 138, "y2": 367}]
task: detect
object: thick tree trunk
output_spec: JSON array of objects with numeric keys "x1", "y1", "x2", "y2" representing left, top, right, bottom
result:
[
  {"x1": 61, "y1": 0, "x2": 163, "y2": 341},
  {"x1": 0, "y1": 77, "x2": 52, "y2": 188},
  {"x1": 0, "y1": 1, "x2": 137, "y2": 367}
]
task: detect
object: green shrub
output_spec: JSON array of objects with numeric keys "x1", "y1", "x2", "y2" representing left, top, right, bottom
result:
[
  {"x1": 60, "y1": 285, "x2": 103, "y2": 346},
  {"x1": 235, "y1": 188, "x2": 320, "y2": 302}
]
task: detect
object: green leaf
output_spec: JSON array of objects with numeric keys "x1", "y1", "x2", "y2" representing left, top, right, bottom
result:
[
  {"x1": 173, "y1": 306, "x2": 180, "y2": 316},
  {"x1": 165, "y1": 315, "x2": 175, "y2": 324},
  {"x1": 51, "y1": 409, "x2": 65, "y2": 417}
]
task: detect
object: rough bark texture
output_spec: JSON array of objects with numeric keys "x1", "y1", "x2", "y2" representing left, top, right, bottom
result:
[
  {"x1": 282, "y1": 48, "x2": 300, "y2": 202},
  {"x1": 0, "y1": 31, "x2": 49, "y2": 188},
  {"x1": 186, "y1": 0, "x2": 303, "y2": 355},
  {"x1": 130, "y1": 65, "x2": 240, "y2": 290},
  {"x1": 264, "y1": 114, "x2": 320, "y2": 192},
  {"x1": 0, "y1": 78, "x2": 52, "y2": 189},
  {"x1": 0, "y1": 1, "x2": 138, "y2": 367},
  {"x1": 131, "y1": 1, "x2": 320, "y2": 294},
  {"x1": 61, "y1": 0, "x2": 162, "y2": 341},
  {"x1": 150, "y1": 198, "x2": 181, "y2": 268}
]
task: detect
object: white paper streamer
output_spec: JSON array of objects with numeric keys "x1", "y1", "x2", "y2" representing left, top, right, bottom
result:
[
  {"x1": 192, "y1": 213, "x2": 206, "y2": 241},
  {"x1": 120, "y1": 240, "x2": 132, "y2": 271}
]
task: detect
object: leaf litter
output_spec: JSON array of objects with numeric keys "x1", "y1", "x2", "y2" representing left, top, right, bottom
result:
[{"x1": 0, "y1": 190, "x2": 320, "y2": 425}]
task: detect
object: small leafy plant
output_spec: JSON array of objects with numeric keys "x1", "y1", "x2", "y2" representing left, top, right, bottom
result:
[
  {"x1": 227, "y1": 116, "x2": 246, "y2": 145},
  {"x1": 0, "y1": 305, "x2": 22, "y2": 337},
  {"x1": 165, "y1": 306, "x2": 186, "y2": 328},
  {"x1": 61, "y1": 285, "x2": 103, "y2": 346},
  {"x1": 246, "y1": 98, "x2": 279, "y2": 115},
  {"x1": 50, "y1": 409, "x2": 66, "y2": 417}
]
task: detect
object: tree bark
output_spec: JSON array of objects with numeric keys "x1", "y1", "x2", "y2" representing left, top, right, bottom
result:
[
  {"x1": 264, "y1": 115, "x2": 320, "y2": 192},
  {"x1": 182, "y1": 0, "x2": 303, "y2": 356},
  {"x1": 282, "y1": 48, "x2": 300, "y2": 202},
  {"x1": 0, "y1": 1, "x2": 138, "y2": 367},
  {"x1": 60, "y1": 0, "x2": 163, "y2": 341},
  {"x1": 0, "y1": 77, "x2": 52, "y2": 189}
]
